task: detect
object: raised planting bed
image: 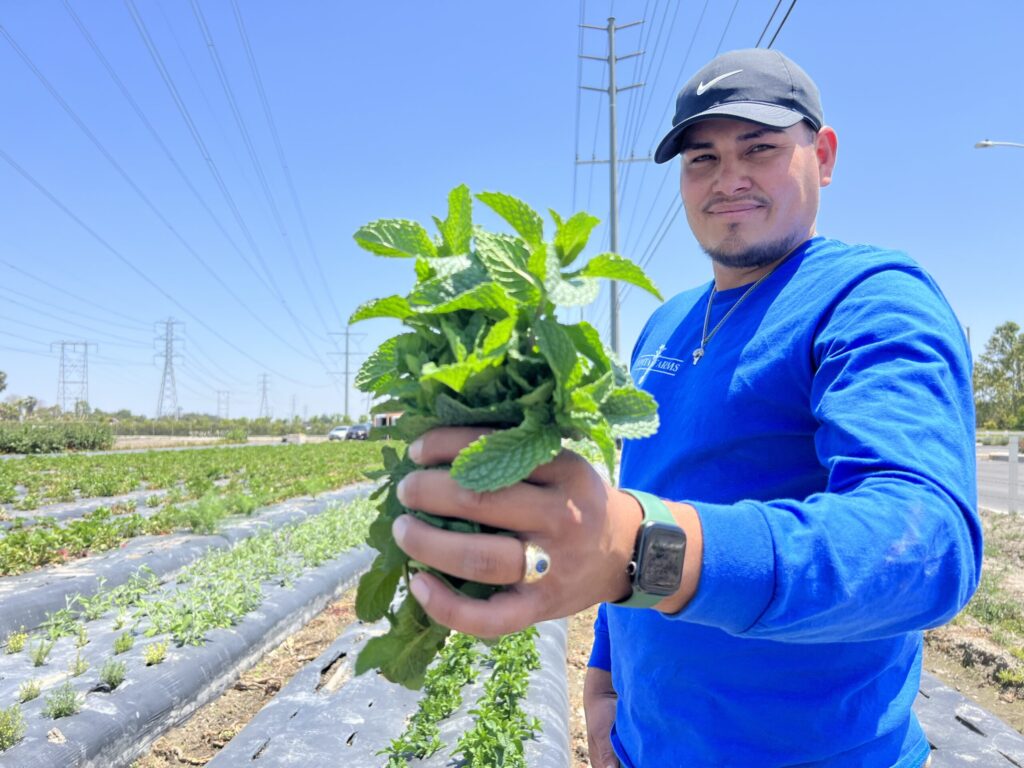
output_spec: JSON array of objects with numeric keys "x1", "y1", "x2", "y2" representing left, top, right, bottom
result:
[{"x1": 0, "y1": 497, "x2": 377, "y2": 766}]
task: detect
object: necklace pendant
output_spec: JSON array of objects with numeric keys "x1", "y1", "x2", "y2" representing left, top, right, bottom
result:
[{"x1": 692, "y1": 347, "x2": 704, "y2": 365}]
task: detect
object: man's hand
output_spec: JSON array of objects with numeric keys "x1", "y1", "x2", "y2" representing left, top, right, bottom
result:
[
  {"x1": 584, "y1": 666, "x2": 620, "y2": 768},
  {"x1": 392, "y1": 427, "x2": 644, "y2": 637}
]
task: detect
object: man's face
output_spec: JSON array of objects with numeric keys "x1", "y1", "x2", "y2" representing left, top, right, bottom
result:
[{"x1": 678, "y1": 117, "x2": 833, "y2": 269}]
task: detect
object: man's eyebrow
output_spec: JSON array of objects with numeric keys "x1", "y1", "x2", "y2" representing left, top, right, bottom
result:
[{"x1": 680, "y1": 126, "x2": 788, "y2": 153}]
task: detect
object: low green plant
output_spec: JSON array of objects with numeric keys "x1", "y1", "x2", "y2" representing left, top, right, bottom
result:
[
  {"x1": 17, "y1": 680, "x2": 41, "y2": 703},
  {"x1": 4, "y1": 629, "x2": 27, "y2": 654},
  {"x1": 144, "y1": 640, "x2": 168, "y2": 666},
  {"x1": 99, "y1": 658, "x2": 126, "y2": 690},
  {"x1": 75, "y1": 624, "x2": 89, "y2": 649},
  {"x1": 452, "y1": 628, "x2": 542, "y2": 768},
  {"x1": 381, "y1": 632, "x2": 479, "y2": 764},
  {"x1": 0, "y1": 704, "x2": 26, "y2": 751},
  {"x1": 69, "y1": 650, "x2": 88, "y2": 677},
  {"x1": 31, "y1": 638, "x2": 55, "y2": 667},
  {"x1": 42, "y1": 682, "x2": 82, "y2": 719},
  {"x1": 113, "y1": 632, "x2": 134, "y2": 655}
]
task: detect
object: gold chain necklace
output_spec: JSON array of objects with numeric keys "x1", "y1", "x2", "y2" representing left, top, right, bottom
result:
[{"x1": 691, "y1": 253, "x2": 794, "y2": 365}]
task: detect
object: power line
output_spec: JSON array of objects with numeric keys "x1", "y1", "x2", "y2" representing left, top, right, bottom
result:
[
  {"x1": 0, "y1": 147, "x2": 322, "y2": 386},
  {"x1": 756, "y1": 0, "x2": 785, "y2": 47},
  {"x1": 58, "y1": 1, "x2": 320, "y2": 360},
  {"x1": 766, "y1": 0, "x2": 799, "y2": 48},
  {"x1": 123, "y1": 0, "x2": 334, "y2": 372},
  {"x1": 0, "y1": 18, "x2": 324, "y2": 367},
  {"x1": 189, "y1": 0, "x2": 334, "y2": 341},
  {"x1": 714, "y1": 0, "x2": 742, "y2": 55},
  {"x1": 0, "y1": 257, "x2": 149, "y2": 328},
  {"x1": 230, "y1": 0, "x2": 344, "y2": 332}
]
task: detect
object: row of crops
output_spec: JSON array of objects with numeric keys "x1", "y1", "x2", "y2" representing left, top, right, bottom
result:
[
  {"x1": 0, "y1": 442, "x2": 571, "y2": 767},
  {"x1": 0, "y1": 442, "x2": 381, "y2": 575}
]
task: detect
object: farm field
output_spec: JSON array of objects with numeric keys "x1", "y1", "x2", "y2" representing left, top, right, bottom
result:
[
  {"x1": 0, "y1": 442, "x2": 570, "y2": 767},
  {"x1": 2, "y1": 441, "x2": 1021, "y2": 767}
]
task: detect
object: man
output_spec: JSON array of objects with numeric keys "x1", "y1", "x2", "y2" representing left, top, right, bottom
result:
[{"x1": 393, "y1": 48, "x2": 981, "y2": 766}]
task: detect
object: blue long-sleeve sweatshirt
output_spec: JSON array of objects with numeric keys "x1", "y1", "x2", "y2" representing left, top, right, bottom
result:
[{"x1": 589, "y1": 236, "x2": 982, "y2": 767}]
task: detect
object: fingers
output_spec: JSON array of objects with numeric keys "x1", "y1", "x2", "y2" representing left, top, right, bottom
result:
[
  {"x1": 407, "y1": 570, "x2": 539, "y2": 638},
  {"x1": 393, "y1": 515, "x2": 526, "y2": 585},
  {"x1": 397, "y1": 467, "x2": 557, "y2": 535}
]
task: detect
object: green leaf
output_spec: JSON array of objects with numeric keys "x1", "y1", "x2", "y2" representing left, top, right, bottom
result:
[
  {"x1": 601, "y1": 387, "x2": 660, "y2": 439},
  {"x1": 534, "y1": 318, "x2": 577, "y2": 388},
  {"x1": 553, "y1": 211, "x2": 600, "y2": 267},
  {"x1": 420, "y1": 352, "x2": 504, "y2": 393},
  {"x1": 355, "y1": 334, "x2": 418, "y2": 394},
  {"x1": 547, "y1": 274, "x2": 601, "y2": 307},
  {"x1": 481, "y1": 316, "x2": 516, "y2": 355},
  {"x1": 570, "y1": 252, "x2": 663, "y2": 300},
  {"x1": 355, "y1": 559, "x2": 402, "y2": 622},
  {"x1": 355, "y1": 219, "x2": 438, "y2": 259},
  {"x1": 434, "y1": 394, "x2": 523, "y2": 426},
  {"x1": 393, "y1": 412, "x2": 442, "y2": 441},
  {"x1": 356, "y1": 597, "x2": 451, "y2": 689},
  {"x1": 417, "y1": 281, "x2": 517, "y2": 318},
  {"x1": 474, "y1": 230, "x2": 541, "y2": 305},
  {"x1": 564, "y1": 322, "x2": 611, "y2": 377},
  {"x1": 450, "y1": 411, "x2": 562, "y2": 492},
  {"x1": 349, "y1": 295, "x2": 413, "y2": 324},
  {"x1": 441, "y1": 184, "x2": 473, "y2": 255},
  {"x1": 476, "y1": 191, "x2": 544, "y2": 248}
]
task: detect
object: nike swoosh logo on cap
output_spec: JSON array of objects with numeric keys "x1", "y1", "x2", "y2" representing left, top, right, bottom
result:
[{"x1": 696, "y1": 69, "x2": 743, "y2": 96}]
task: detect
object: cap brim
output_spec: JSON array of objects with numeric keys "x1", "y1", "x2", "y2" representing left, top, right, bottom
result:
[{"x1": 653, "y1": 103, "x2": 807, "y2": 163}]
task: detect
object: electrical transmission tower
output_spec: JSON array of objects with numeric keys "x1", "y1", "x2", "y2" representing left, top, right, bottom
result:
[
  {"x1": 329, "y1": 325, "x2": 365, "y2": 420},
  {"x1": 217, "y1": 390, "x2": 230, "y2": 419},
  {"x1": 578, "y1": 16, "x2": 647, "y2": 356},
  {"x1": 155, "y1": 318, "x2": 183, "y2": 419},
  {"x1": 257, "y1": 374, "x2": 271, "y2": 419},
  {"x1": 51, "y1": 341, "x2": 96, "y2": 415}
]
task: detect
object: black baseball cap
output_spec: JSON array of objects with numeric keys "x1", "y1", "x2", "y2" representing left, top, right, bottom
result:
[{"x1": 654, "y1": 48, "x2": 823, "y2": 164}]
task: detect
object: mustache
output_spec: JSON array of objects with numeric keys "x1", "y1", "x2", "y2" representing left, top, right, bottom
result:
[{"x1": 702, "y1": 195, "x2": 771, "y2": 213}]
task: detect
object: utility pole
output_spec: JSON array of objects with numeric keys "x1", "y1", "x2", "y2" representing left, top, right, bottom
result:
[
  {"x1": 155, "y1": 318, "x2": 182, "y2": 419},
  {"x1": 216, "y1": 390, "x2": 230, "y2": 420},
  {"x1": 290, "y1": 394, "x2": 297, "y2": 422},
  {"x1": 578, "y1": 16, "x2": 647, "y2": 357},
  {"x1": 51, "y1": 341, "x2": 95, "y2": 415},
  {"x1": 329, "y1": 325, "x2": 365, "y2": 421},
  {"x1": 257, "y1": 374, "x2": 271, "y2": 419}
]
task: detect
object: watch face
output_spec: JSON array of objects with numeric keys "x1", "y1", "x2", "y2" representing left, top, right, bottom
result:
[{"x1": 636, "y1": 523, "x2": 686, "y2": 595}]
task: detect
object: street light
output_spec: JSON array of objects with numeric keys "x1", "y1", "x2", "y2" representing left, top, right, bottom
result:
[{"x1": 975, "y1": 139, "x2": 1024, "y2": 149}]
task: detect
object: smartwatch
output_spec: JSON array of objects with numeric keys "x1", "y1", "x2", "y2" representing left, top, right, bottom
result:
[{"x1": 613, "y1": 489, "x2": 686, "y2": 609}]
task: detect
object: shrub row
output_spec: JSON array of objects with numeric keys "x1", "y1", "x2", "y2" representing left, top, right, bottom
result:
[{"x1": 0, "y1": 423, "x2": 114, "y2": 454}]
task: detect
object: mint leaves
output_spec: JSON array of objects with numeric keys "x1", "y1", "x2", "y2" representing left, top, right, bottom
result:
[{"x1": 352, "y1": 185, "x2": 661, "y2": 688}]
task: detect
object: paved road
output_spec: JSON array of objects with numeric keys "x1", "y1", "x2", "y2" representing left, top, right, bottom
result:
[{"x1": 977, "y1": 451, "x2": 1022, "y2": 513}]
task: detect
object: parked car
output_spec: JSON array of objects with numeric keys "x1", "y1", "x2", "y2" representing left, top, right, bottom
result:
[
  {"x1": 327, "y1": 426, "x2": 348, "y2": 441},
  {"x1": 345, "y1": 423, "x2": 371, "y2": 440}
]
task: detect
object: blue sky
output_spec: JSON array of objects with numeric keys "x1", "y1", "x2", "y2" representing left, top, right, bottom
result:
[{"x1": 1, "y1": 1, "x2": 1022, "y2": 419}]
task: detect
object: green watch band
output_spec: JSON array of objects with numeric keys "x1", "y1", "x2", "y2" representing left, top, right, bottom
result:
[{"x1": 614, "y1": 489, "x2": 684, "y2": 609}]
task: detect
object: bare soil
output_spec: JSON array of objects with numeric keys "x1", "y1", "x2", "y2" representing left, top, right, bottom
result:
[
  {"x1": 134, "y1": 508, "x2": 1023, "y2": 768},
  {"x1": 130, "y1": 593, "x2": 357, "y2": 767}
]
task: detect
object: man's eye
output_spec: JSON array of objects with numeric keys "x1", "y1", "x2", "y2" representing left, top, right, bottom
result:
[
  {"x1": 687, "y1": 153, "x2": 715, "y2": 164},
  {"x1": 748, "y1": 143, "x2": 775, "y2": 153}
]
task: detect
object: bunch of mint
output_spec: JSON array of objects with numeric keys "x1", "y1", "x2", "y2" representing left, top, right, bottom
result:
[{"x1": 350, "y1": 185, "x2": 661, "y2": 688}]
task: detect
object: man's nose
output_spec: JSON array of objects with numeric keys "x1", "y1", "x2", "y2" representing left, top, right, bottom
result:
[{"x1": 712, "y1": 156, "x2": 753, "y2": 196}]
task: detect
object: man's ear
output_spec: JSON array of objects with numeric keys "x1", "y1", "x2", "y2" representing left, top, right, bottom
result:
[{"x1": 816, "y1": 126, "x2": 838, "y2": 188}]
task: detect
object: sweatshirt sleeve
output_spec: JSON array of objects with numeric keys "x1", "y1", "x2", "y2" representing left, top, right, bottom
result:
[
  {"x1": 588, "y1": 602, "x2": 612, "y2": 670},
  {"x1": 676, "y1": 267, "x2": 983, "y2": 642}
]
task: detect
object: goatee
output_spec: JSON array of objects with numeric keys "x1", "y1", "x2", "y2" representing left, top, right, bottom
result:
[{"x1": 703, "y1": 233, "x2": 803, "y2": 270}]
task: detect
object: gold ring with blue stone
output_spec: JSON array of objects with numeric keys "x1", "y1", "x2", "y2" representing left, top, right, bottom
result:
[{"x1": 522, "y1": 541, "x2": 550, "y2": 584}]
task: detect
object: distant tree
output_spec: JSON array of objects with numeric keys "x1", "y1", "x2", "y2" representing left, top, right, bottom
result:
[
  {"x1": 974, "y1": 321, "x2": 1024, "y2": 429},
  {"x1": 0, "y1": 371, "x2": 6, "y2": 394}
]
